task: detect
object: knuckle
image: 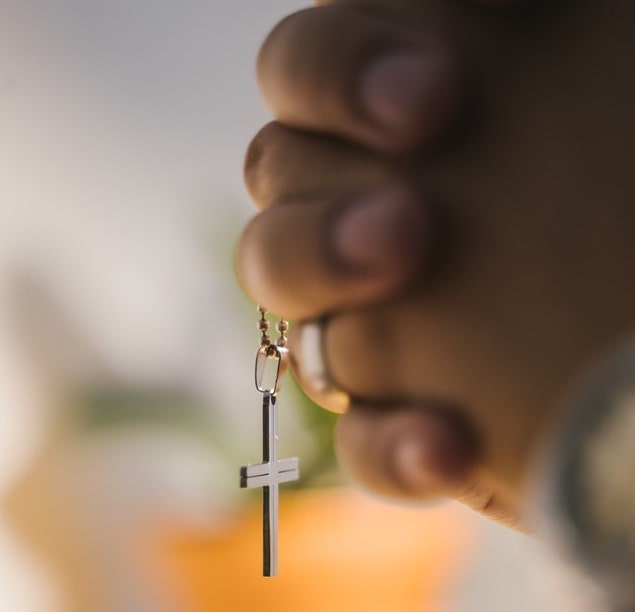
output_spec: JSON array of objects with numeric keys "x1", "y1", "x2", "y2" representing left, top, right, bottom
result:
[
  {"x1": 243, "y1": 121, "x2": 283, "y2": 208},
  {"x1": 244, "y1": 122, "x2": 337, "y2": 209}
]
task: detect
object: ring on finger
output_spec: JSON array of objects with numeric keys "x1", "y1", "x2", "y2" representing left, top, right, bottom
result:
[{"x1": 292, "y1": 319, "x2": 351, "y2": 414}]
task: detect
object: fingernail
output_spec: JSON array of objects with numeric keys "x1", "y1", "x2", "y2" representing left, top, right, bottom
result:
[
  {"x1": 360, "y1": 51, "x2": 441, "y2": 131},
  {"x1": 389, "y1": 414, "x2": 477, "y2": 496},
  {"x1": 332, "y1": 188, "x2": 427, "y2": 275},
  {"x1": 391, "y1": 432, "x2": 444, "y2": 494}
]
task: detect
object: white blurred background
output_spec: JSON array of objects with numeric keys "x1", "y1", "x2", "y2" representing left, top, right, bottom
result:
[{"x1": 0, "y1": 1, "x2": 585, "y2": 610}]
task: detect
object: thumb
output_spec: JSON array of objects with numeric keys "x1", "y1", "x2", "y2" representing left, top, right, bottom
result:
[{"x1": 335, "y1": 402, "x2": 526, "y2": 530}]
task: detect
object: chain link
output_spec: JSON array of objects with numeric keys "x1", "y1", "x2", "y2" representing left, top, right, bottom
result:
[
  {"x1": 257, "y1": 305, "x2": 271, "y2": 348},
  {"x1": 257, "y1": 306, "x2": 289, "y2": 351},
  {"x1": 255, "y1": 306, "x2": 289, "y2": 395}
]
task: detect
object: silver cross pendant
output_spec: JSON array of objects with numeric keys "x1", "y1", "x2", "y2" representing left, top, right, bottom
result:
[{"x1": 240, "y1": 345, "x2": 299, "y2": 576}]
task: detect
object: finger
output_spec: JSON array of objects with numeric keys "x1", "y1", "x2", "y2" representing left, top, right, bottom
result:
[
  {"x1": 258, "y1": 5, "x2": 466, "y2": 154},
  {"x1": 303, "y1": 286, "x2": 557, "y2": 504},
  {"x1": 335, "y1": 402, "x2": 477, "y2": 501},
  {"x1": 289, "y1": 321, "x2": 352, "y2": 414},
  {"x1": 336, "y1": 403, "x2": 526, "y2": 529},
  {"x1": 235, "y1": 185, "x2": 431, "y2": 320},
  {"x1": 245, "y1": 122, "x2": 401, "y2": 210}
]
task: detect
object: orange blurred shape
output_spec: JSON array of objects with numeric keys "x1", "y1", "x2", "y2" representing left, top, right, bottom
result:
[{"x1": 155, "y1": 487, "x2": 474, "y2": 612}]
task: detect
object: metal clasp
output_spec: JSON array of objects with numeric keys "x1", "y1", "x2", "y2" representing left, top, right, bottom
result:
[{"x1": 255, "y1": 344, "x2": 289, "y2": 395}]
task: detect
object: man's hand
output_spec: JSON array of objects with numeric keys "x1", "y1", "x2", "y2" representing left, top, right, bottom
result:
[{"x1": 236, "y1": 0, "x2": 635, "y2": 528}]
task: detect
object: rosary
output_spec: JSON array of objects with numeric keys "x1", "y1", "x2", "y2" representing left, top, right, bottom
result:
[{"x1": 240, "y1": 307, "x2": 299, "y2": 577}]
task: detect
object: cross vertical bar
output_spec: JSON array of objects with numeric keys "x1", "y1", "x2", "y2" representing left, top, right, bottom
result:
[
  {"x1": 240, "y1": 389, "x2": 298, "y2": 577},
  {"x1": 262, "y1": 391, "x2": 277, "y2": 576}
]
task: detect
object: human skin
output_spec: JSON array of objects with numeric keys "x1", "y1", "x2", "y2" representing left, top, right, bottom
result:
[{"x1": 236, "y1": 0, "x2": 635, "y2": 526}]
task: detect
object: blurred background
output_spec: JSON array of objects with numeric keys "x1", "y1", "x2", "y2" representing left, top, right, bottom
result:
[{"x1": 0, "y1": 1, "x2": 586, "y2": 610}]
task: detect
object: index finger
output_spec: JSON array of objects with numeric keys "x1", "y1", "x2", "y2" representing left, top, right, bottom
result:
[{"x1": 257, "y1": 5, "x2": 466, "y2": 154}]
